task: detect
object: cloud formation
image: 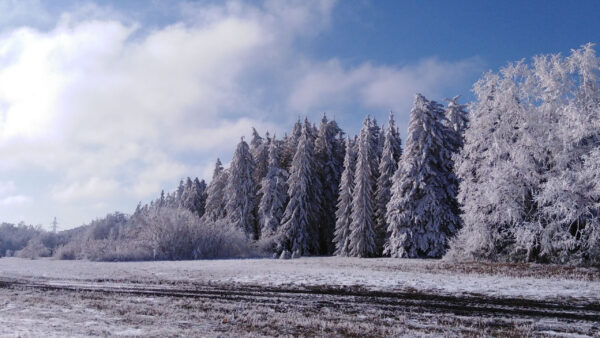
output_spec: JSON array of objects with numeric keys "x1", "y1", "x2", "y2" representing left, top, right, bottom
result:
[{"x1": 0, "y1": 0, "x2": 482, "y2": 227}]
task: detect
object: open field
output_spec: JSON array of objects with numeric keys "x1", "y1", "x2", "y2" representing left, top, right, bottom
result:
[{"x1": 0, "y1": 257, "x2": 599, "y2": 336}]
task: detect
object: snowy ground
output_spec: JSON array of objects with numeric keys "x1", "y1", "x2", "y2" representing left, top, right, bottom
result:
[{"x1": 0, "y1": 257, "x2": 599, "y2": 336}]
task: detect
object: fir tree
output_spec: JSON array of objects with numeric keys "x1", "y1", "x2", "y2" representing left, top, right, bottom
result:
[
  {"x1": 280, "y1": 119, "x2": 302, "y2": 170},
  {"x1": 250, "y1": 127, "x2": 270, "y2": 186},
  {"x1": 385, "y1": 94, "x2": 460, "y2": 258},
  {"x1": 374, "y1": 111, "x2": 402, "y2": 255},
  {"x1": 369, "y1": 118, "x2": 382, "y2": 181},
  {"x1": 334, "y1": 136, "x2": 356, "y2": 256},
  {"x1": 444, "y1": 95, "x2": 469, "y2": 151},
  {"x1": 258, "y1": 139, "x2": 289, "y2": 238},
  {"x1": 181, "y1": 177, "x2": 207, "y2": 218},
  {"x1": 314, "y1": 114, "x2": 344, "y2": 254},
  {"x1": 203, "y1": 159, "x2": 229, "y2": 222},
  {"x1": 348, "y1": 117, "x2": 377, "y2": 257},
  {"x1": 225, "y1": 138, "x2": 257, "y2": 239},
  {"x1": 277, "y1": 120, "x2": 321, "y2": 256}
]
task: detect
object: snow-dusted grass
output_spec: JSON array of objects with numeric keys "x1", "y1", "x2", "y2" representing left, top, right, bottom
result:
[
  {"x1": 1, "y1": 257, "x2": 599, "y2": 336},
  {"x1": 0, "y1": 287, "x2": 551, "y2": 337},
  {"x1": 1, "y1": 256, "x2": 598, "y2": 303}
]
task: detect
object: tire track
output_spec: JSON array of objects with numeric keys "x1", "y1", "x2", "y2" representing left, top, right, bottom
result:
[{"x1": 1, "y1": 277, "x2": 599, "y2": 323}]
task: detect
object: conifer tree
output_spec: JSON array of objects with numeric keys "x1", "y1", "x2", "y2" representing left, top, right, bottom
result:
[
  {"x1": 258, "y1": 139, "x2": 289, "y2": 238},
  {"x1": 444, "y1": 95, "x2": 469, "y2": 151},
  {"x1": 385, "y1": 94, "x2": 460, "y2": 258},
  {"x1": 180, "y1": 177, "x2": 207, "y2": 218},
  {"x1": 374, "y1": 112, "x2": 402, "y2": 255},
  {"x1": 277, "y1": 120, "x2": 321, "y2": 256},
  {"x1": 225, "y1": 138, "x2": 257, "y2": 239},
  {"x1": 280, "y1": 119, "x2": 302, "y2": 170},
  {"x1": 250, "y1": 127, "x2": 270, "y2": 186},
  {"x1": 315, "y1": 114, "x2": 344, "y2": 254},
  {"x1": 203, "y1": 159, "x2": 229, "y2": 222},
  {"x1": 369, "y1": 118, "x2": 382, "y2": 180},
  {"x1": 334, "y1": 136, "x2": 356, "y2": 256},
  {"x1": 348, "y1": 117, "x2": 377, "y2": 257}
]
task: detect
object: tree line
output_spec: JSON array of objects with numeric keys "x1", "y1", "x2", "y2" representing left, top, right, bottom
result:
[{"x1": 2, "y1": 44, "x2": 598, "y2": 266}]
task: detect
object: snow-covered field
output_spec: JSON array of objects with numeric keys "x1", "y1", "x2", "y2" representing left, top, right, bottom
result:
[
  {"x1": 1, "y1": 257, "x2": 599, "y2": 336},
  {"x1": 1, "y1": 256, "x2": 598, "y2": 302}
]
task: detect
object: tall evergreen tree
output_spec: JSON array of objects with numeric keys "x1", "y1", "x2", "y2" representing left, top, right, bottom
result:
[
  {"x1": 374, "y1": 112, "x2": 402, "y2": 255},
  {"x1": 225, "y1": 138, "x2": 257, "y2": 239},
  {"x1": 369, "y1": 118, "x2": 383, "y2": 181},
  {"x1": 334, "y1": 136, "x2": 356, "y2": 256},
  {"x1": 250, "y1": 127, "x2": 270, "y2": 186},
  {"x1": 277, "y1": 120, "x2": 321, "y2": 256},
  {"x1": 180, "y1": 177, "x2": 207, "y2": 218},
  {"x1": 258, "y1": 139, "x2": 289, "y2": 239},
  {"x1": 280, "y1": 119, "x2": 302, "y2": 170},
  {"x1": 203, "y1": 159, "x2": 229, "y2": 222},
  {"x1": 348, "y1": 117, "x2": 377, "y2": 257},
  {"x1": 385, "y1": 94, "x2": 460, "y2": 258},
  {"x1": 444, "y1": 95, "x2": 469, "y2": 150},
  {"x1": 315, "y1": 114, "x2": 344, "y2": 254}
]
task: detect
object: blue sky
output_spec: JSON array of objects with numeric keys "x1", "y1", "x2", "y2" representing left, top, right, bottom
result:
[{"x1": 0, "y1": 0, "x2": 598, "y2": 229}]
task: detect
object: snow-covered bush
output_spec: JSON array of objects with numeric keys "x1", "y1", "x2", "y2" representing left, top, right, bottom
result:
[
  {"x1": 138, "y1": 207, "x2": 256, "y2": 260},
  {"x1": 15, "y1": 238, "x2": 51, "y2": 259}
]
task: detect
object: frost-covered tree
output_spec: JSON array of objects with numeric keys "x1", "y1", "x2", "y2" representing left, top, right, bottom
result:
[
  {"x1": 369, "y1": 118, "x2": 383, "y2": 180},
  {"x1": 315, "y1": 114, "x2": 344, "y2": 254},
  {"x1": 444, "y1": 95, "x2": 469, "y2": 151},
  {"x1": 333, "y1": 136, "x2": 356, "y2": 256},
  {"x1": 527, "y1": 44, "x2": 600, "y2": 265},
  {"x1": 257, "y1": 139, "x2": 289, "y2": 239},
  {"x1": 203, "y1": 159, "x2": 229, "y2": 223},
  {"x1": 374, "y1": 112, "x2": 402, "y2": 254},
  {"x1": 385, "y1": 94, "x2": 460, "y2": 258},
  {"x1": 181, "y1": 178, "x2": 207, "y2": 218},
  {"x1": 250, "y1": 128, "x2": 270, "y2": 186},
  {"x1": 448, "y1": 44, "x2": 600, "y2": 266},
  {"x1": 348, "y1": 117, "x2": 377, "y2": 257},
  {"x1": 280, "y1": 119, "x2": 302, "y2": 170},
  {"x1": 225, "y1": 138, "x2": 257, "y2": 239},
  {"x1": 277, "y1": 120, "x2": 321, "y2": 256}
]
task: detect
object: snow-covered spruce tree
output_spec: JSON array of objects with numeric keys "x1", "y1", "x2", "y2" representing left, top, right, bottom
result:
[
  {"x1": 444, "y1": 95, "x2": 469, "y2": 151},
  {"x1": 385, "y1": 94, "x2": 460, "y2": 258},
  {"x1": 277, "y1": 120, "x2": 322, "y2": 256},
  {"x1": 348, "y1": 117, "x2": 377, "y2": 257},
  {"x1": 334, "y1": 136, "x2": 356, "y2": 256},
  {"x1": 203, "y1": 159, "x2": 229, "y2": 223},
  {"x1": 250, "y1": 128, "x2": 270, "y2": 187},
  {"x1": 225, "y1": 138, "x2": 257, "y2": 239},
  {"x1": 369, "y1": 118, "x2": 382, "y2": 181},
  {"x1": 181, "y1": 177, "x2": 207, "y2": 218},
  {"x1": 280, "y1": 119, "x2": 302, "y2": 171},
  {"x1": 315, "y1": 114, "x2": 344, "y2": 254},
  {"x1": 374, "y1": 112, "x2": 402, "y2": 255},
  {"x1": 258, "y1": 138, "x2": 289, "y2": 239}
]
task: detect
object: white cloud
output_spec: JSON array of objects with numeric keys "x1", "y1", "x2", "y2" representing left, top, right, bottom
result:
[
  {"x1": 52, "y1": 177, "x2": 120, "y2": 201},
  {"x1": 0, "y1": 0, "x2": 481, "y2": 226},
  {"x1": 0, "y1": 180, "x2": 16, "y2": 195},
  {"x1": 0, "y1": 194, "x2": 31, "y2": 206},
  {"x1": 288, "y1": 57, "x2": 483, "y2": 114}
]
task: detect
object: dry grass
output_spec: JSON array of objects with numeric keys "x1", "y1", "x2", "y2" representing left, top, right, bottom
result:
[{"x1": 2, "y1": 287, "x2": 580, "y2": 337}]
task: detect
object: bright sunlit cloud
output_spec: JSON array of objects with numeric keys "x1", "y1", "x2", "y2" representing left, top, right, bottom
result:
[{"x1": 0, "y1": 0, "x2": 483, "y2": 227}]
